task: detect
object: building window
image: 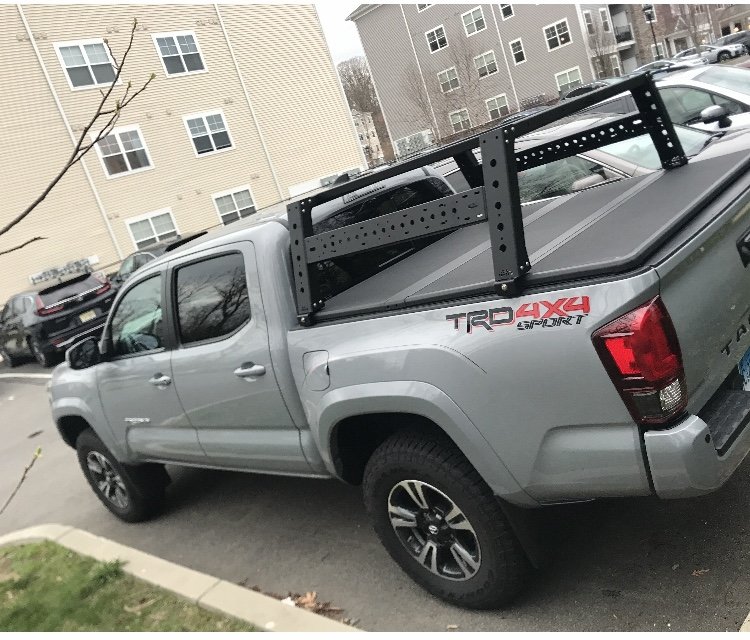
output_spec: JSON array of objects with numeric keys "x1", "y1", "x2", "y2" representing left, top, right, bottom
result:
[
  {"x1": 500, "y1": 4, "x2": 514, "y2": 20},
  {"x1": 643, "y1": 3, "x2": 657, "y2": 22},
  {"x1": 449, "y1": 109, "x2": 471, "y2": 133},
  {"x1": 152, "y1": 31, "x2": 205, "y2": 76},
  {"x1": 417, "y1": 3, "x2": 432, "y2": 11},
  {"x1": 213, "y1": 187, "x2": 257, "y2": 225},
  {"x1": 610, "y1": 54, "x2": 622, "y2": 77},
  {"x1": 55, "y1": 40, "x2": 116, "y2": 89},
  {"x1": 474, "y1": 50, "x2": 498, "y2": 77},
  {"x1": 426, "y1": 26, "x2": 448, "y2": 52},
  {"x1": 594, "y1": 57, "x2": 605, "y2": 78},
  {"x1": 544, "y1": 19, "x2": 572, "y2": 51},
  {"x1": 486, "y1": 94, "x2": 510, "y2": 120},
  {"x1": 651, "y1": 42, "x2": 666, "y2": 59},
  {"x1": 509, "y1": 38, "x2": 526, "y2": 64},
  {"x1": 461, "y1": 7, "x2": 486, "y2": 36},
  {"x1": 599, "y1": 8, "x2": 612, "y2": 32},
  {"x1": 184, "y1": 111, "x2": 232, "y2": 156},
  {"x1": 438, "y1": 67, "x2": 460, "y2": 92},
  {"x1": 394, "y1": 130, "x2": 434, "y2": 157},
  {"x1": 583, "y1": 11, "x2": 595, "y2": 35},
  {"x1": 555, "y1": 67, "x2": 582, "y2": 95},
  {"x1": 95, "y1": 126, "x2": 152, "y2": 177},
  {"x1": 126, "y1": 210, "x2": 179, "y2": 250}
]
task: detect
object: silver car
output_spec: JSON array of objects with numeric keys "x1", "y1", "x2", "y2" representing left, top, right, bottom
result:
[{"x1": 673, "y1": 43, "x2": 745, "y2": 64}]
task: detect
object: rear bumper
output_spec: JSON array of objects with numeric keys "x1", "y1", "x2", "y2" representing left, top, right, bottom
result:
[{"x1": 644, "y1": 404, "x2": 750, "y2": 499}]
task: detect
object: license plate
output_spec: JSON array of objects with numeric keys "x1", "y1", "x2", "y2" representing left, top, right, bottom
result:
[
  {"x1": 738, "y1": 347, "x2": 750, "y2": 391},
  {"x1": 79, "y1": 310, "x2": 96, "y2": 324}
]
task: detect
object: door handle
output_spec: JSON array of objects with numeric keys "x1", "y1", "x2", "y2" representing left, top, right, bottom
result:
[
  {"x1": 149, "y1": 373, "x2": 172, "y2": 387},
  {"x1": 234, "y1": 362, "x2": 266, "y2": 378}
]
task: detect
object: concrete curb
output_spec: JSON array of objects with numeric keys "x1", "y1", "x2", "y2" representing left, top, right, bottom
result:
[
  {"x1": 0, "y1": 373, "x2": 52, "y2": 381},
  {"x1": 0, "y1": 524, "x2": 358, "y2": 632},
  {"x1": 742, "y1": 612, "x2": 750, "y2": 632}
]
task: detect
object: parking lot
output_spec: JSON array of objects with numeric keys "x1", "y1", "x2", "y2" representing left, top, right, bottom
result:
[{"x1": 2, "y1": 371, "x2": 749, "y2": 632}]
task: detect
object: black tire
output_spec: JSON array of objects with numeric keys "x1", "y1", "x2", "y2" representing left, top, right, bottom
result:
[
  {"x1": 718, "y1": 51, "x2": 731, "y2": 62},
  {"x1": 28, "y1": 336, "x2": 54, "y2": 368},
  {"x1": 0, "y1": 346, "x2": 19, "y2": 368},
  {"x1": 363, "y1": 431, "x2": 529, "y2": 609},
  {"x1": 76, "y1": 428, "x2": 168, "y2": 523}
]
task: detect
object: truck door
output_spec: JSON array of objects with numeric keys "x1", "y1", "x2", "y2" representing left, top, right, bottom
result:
[{"x1": 167, "y1": 242, "x2": 309, "y2": 474}]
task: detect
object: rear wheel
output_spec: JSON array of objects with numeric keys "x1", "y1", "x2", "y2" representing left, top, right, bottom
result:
[
  {"x1": 718, "y1": 51, "x2": 731, "y2": 62},
  {"x1": 76, "y1": 428, "x2": 168, "y2": 522},
  {"x1": 28, "y1": 336, "x2": 54, "y2": 368},
  {"x1": 362, "y1": 431, "x2": 529, "y2": 609},
  {"x1": 0, "y1": 346, "x2": 18, "y2": 368}
]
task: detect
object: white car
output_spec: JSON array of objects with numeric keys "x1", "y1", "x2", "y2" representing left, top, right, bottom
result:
[
  {"x1": 633, "y1": 58, "x2": 706, "y2": 73},
  {"x1": 584, "y1": 66, "x2": 750, "y2": 132},
  {"x1": 673, "y1": 43, "x2": 745, "y2": 64}
]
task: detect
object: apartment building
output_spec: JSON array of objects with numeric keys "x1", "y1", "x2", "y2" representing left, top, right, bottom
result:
[
  {"x1": 352, "y1": 109, "x2": 386, "y2": 166},
  {"x1": 348, "y1": 3, "x2": 618, "y2": 154},
  {"x1": 0, "y1": 4, "x2": 364, "y2": 302}
]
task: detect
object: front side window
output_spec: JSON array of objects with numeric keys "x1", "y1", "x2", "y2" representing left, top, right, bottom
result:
[
  {"x1": 96, "y1": 127, "x2": 152, "y2": 176},
  {"x1": 487, "y1": 95, "x2": 510, "y2": 120},
  {"x1": 438, "y1": 67, "x2": 460, "y2": 92},
  {"x1": 55, "y1": 40, "x2": 115, "y2": 89},
  {"x1": 214, "y1": 188, "x2": 257, "y2": 225},
  {"x1": 185, "y1": 111, "x2": 232, "y2": 155},
  {"x1": 153, "y1": 32, "x2": 205, "y2": 76},
  {"x1": 474, "y1": 51, "x2": 498, "y2": 77},
  {"x1": 659, "y1": 86, "x2": 746, "y2": 124},
  {"x1": 426, "y1": 26, "x2": 448, "y2": 52},
  {"x1": 449, "y1": 108, "x2": 471, "y2": 132},
  {"x1": 461, "y1": 7, "x2": 486, "y2": 36},
  {"x1": 500, "y1": 4, "x2": 514, "y2": 19},
  {"x1": 176, "y1": 253, "x2": 250, "y2": 345},
  {"x1": 555, "y1": 67, "x2": 582, "y2": 95},
  {"x1": 127, "y1": 211, "x2": 178, "y2": 250},
  {"x1": 545, "y1": 19, "x2": 571, "y2": 50},
  {"x1": 695, "y1": 66, "x2": 750, "y2": 97},
  {"x1": 110, "y1": 276, "x2": 164, "y2": 357},
  {"x1": 510, "y1": 39, "x2": 526, "y2": 64}
]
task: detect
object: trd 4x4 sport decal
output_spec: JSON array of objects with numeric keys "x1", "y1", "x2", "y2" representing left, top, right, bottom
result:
[{"x1": 446, "y1": 296, "x2": 590, "y2": 333}]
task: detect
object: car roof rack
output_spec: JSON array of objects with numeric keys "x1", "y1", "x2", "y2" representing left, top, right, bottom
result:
[{"x1": 287, "y1": 73, "x2": 687, "y2": 326}]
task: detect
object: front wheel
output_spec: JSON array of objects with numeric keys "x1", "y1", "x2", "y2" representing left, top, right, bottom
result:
[
  {"x1": 718, "y1": 51, "x2": 731, "y2": 62},
  {"x1": 363, "y1": 432, "x2": 529, "y2": 609},
  {"x1": 76, "y1": 428, "x2": 168, "y2": 522},
  {"x1": 28, "y1": 336, "x2": 54, "y2": 368},
  {"x1": 0, "y1": 346, "x2": 18, "y2": 368}
]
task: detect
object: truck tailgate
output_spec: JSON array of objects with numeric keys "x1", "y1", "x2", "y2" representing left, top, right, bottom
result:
[{"x1": 656, "y1": 165, "x2": 750, "y2": 415}]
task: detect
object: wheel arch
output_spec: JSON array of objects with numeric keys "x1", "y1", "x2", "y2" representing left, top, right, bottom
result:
[{"x1": 57, "y1": 414, "x2": 92, "y2": 448}]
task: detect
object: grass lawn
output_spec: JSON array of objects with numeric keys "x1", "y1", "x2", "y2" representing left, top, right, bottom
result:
[{"x1": 0, "y1": 541, "x2": 256, "y2": 631}]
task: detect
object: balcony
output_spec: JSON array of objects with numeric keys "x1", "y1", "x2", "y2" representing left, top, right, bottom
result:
[{"x1": 615, "y1": 24, "x2": 634, "y2": 44}]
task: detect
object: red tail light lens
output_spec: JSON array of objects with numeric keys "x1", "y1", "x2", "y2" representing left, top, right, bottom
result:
[
  {"x1": 95, "y1": 282, "x2": 111, "y2": 296},
  {"x1": 34, "y1": 295, "x2": 63, "y2": 316},
  {"x1": 592, "y1": 297, "x2": 687, "y2": 426}
]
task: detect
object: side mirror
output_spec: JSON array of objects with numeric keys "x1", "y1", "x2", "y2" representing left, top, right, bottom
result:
[
  {"x1": 701, "y1": 105, "x2": 732, "y2": 128},
  {"x1": 65, "y1": 336, "x2": 102, "y2": 370}
]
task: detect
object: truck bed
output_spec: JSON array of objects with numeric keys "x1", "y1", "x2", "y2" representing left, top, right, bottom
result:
[{"x1": 317, "y1": 149, "x2": 750, "y2": 322}]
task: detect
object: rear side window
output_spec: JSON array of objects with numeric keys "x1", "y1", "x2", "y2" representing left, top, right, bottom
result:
[{"x1": 175, "y1": 253, "x2": 250, "y2": 345}]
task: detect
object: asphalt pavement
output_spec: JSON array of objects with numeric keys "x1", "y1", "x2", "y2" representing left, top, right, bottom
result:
[{"x1": 1, "y1": 375, "x2": 750, "y2": 632}]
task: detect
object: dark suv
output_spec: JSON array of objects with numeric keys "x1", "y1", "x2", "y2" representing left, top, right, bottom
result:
[{"x1": 0, "y1": 272, "x2": 116, "y2": 367}]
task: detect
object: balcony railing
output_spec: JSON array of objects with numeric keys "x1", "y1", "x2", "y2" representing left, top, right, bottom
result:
[{"x1": 615, "y1": 24, "x2": 633, "y2": 43}]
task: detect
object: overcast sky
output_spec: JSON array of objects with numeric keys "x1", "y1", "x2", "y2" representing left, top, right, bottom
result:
[{"x1": 316, "y1": 1, "x2": 365, "y2": 64}]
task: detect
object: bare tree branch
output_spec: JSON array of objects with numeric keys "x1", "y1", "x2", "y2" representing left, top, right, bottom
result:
[
  {"x1": 0, "y1": 17, "x2": 154, "y2": 245},
  {"x1": 0, "y1": 237, "x2": 46, "y2": 257},
  {"x1": 0, "y1": 448, "x2": 42, "y2": 517}
]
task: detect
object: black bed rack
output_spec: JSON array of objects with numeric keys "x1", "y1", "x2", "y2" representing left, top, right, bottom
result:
[{"x1": 288, "y1": 73, "x2": 687, "y2": 326}]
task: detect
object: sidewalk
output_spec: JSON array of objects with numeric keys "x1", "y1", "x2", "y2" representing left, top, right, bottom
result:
[{"x1": 0, "y1": 524, "x2": 358, "y2": 633}]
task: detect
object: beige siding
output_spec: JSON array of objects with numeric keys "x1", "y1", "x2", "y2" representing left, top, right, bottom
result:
[
  {"x1": 1, "y1": 4, "x2": 363, "y2": 303},
  {"x1": 0, "y1": 5, "x2": 119, "y2": 303}
]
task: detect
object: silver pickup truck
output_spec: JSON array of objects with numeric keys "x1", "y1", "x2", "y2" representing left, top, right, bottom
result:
[{"x1": 50, "y1": 76, "x2": 750, "y2": 609}]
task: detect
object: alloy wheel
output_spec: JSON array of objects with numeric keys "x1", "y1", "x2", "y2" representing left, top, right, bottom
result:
[
  {"x1": 86, "y1": 451, "x2": 130, "y2": 510},
  {"x1": 387, "y1": 479, "x2": 481, "y2": 581}
]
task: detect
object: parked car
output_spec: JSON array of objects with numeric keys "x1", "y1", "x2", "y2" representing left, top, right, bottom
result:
[
  {"x1": 560, "y1": 77, "x2": 624, "y2": 100},
  {"x1": 673, "y1": 43, "x2": 744, "y2": 64},
  {"x1": 110, "y1": 241, "x2": 174, "y2": 288},
  {"x1": 715, "y1": 30, "x2": 750, "y2": 54},
  {"x1": 0, "y1": 272, "x2": 115, "y2": 367},
  {"x1": 51, "y1": 77, "x2": 750, "y2": 609},
  {"x1": 632, "y1": 58, "x2": 706, "y2": 74},
  {"x1": 581, "y1": 66, "x2": 750, "y2": 131}
]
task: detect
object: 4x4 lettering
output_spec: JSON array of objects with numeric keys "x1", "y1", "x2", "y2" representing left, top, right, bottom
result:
[
  {"x1": 516, "y1": 303, "x2": 540, "y2": 319},
  {"x1": 540, "y1": 298, "x2": 568, "y2": 318},
  {"x1": 563, "y1": 296, "x2": 590, "y2": 314}
]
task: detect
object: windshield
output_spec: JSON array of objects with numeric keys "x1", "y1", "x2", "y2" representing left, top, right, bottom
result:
[
  {"x1": 598, "y1": 125, "x2": 711, "y2": 170},
  {"x1": 695, "y1": 66, "x2": 750, "y2": 96}
]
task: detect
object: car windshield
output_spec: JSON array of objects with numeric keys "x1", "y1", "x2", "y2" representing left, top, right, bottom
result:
[
  {"x1": 598, "y1": 125, "x2": 710, "y2": 170},
  {"x1": 694, "y1": 66, "x2": 750, "y2": 96}
]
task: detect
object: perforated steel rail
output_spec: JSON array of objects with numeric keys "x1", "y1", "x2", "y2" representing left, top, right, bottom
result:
[{"x1": 288, "y1": 73, "x2": 686, "y2": 325}]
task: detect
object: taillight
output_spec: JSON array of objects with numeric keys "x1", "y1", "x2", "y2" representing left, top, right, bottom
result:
[
  {"x1": 592, "y1": 296, "x2": 687, "y2": 427},
  {"x1": 34, "y1": 295, "x2": 63, "y2": 316},
  {"x1": 95, "y1": 282, "x2": 111, "y2": 296},
  {"x1": 93, "y1": 272, "x2": 110, "y2": 295}
]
